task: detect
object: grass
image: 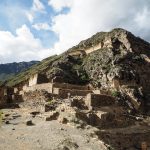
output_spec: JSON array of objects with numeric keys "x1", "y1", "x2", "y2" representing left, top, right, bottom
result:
[
  {"x1": 6, "y1": 55, "x2": 60, "y2": 87},
  {"x1": 0, "y1": 110, "x2": 3, "y2": 125},
  {"x1": 47, "y1": 99, "x2": 53, "y2": 104},
  {"x1": 111, "y1": 90, "x2": 119, "y2": 97}
]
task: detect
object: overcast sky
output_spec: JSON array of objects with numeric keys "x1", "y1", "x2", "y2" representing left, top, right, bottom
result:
[{"x1": 0, "y1": 0, "x2": 150, "y2": 63}]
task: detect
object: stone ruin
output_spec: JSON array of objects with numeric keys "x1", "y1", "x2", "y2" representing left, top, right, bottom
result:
[
  {"x1": 0, "y1": 73, "x2": 149, "y2": 149},
  {"x1": 28, "y1": 73, "x2": 49, "y2": 86}
]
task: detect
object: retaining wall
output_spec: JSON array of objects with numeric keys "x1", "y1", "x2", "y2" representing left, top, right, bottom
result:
[
  {"x1": 53, "y1": 82, "x2": 89, "y2": 90},
  {"x1": 23, "y1": 83, "x2": 53, "y2": 93},
  {"x1": 53, "y1": 88, "x2": 93, "y2": 98}
]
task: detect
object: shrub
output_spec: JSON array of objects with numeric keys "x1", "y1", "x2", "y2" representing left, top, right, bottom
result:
[
  {"x1": 111, "y1": 90, "x2": 119, "y2": 97},
  {"x1": 47, "y1": 99, "x2": 54, "y2": 104}
]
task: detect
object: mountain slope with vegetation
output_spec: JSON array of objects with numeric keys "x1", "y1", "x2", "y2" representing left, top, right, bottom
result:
[{"x1": 0, "y1": 61, "x2": 39, "y2": 82}]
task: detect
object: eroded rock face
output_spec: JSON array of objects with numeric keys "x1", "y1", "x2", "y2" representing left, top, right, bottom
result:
[{"x1": 81, "y1": 29, "x2": 150, "y2": 113}]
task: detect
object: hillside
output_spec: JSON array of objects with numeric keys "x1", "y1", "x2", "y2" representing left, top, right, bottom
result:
[
  {"x1": 0, "y1": 61, "x2": 39, "y2": 82},
  {"x1": 6, "y1": 28, "x2": 150, "y2": 114}
]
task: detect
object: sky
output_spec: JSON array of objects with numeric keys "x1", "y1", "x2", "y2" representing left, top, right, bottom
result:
[{"x1": 0, "y1": 0, "x2": 150, "y2": 63}]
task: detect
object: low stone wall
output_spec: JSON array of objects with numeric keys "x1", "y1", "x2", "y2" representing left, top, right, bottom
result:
[
  {"x1": 23, "y1": 83, "x2": 53, "y2": 93},
  {"x1": 22, "y1": 82, "x2": 90, "y2": 96},
  {"x1": 85, "y1": 93, "x2": 115, "y2": 108},
  {"x1": 53, "y1": 88, "x2": 93, "y2": 98},
  {"x1": 53, "y1": 82, "x2": 89, "y2": 90}
]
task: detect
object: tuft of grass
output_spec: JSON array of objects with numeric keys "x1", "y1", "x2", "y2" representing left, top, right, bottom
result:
[
  {"x1": 111, "y1": 90, "x2": 119, "y2": 97},
  {"x1": 0, "y1": 110, "x2": 3, "y2": 125},
  {"x1": 47, "y1": 99, "x2": 54, "y2": 104}
]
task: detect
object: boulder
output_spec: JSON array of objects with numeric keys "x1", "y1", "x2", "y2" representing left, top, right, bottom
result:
[
  {"x1": 45, "y1": 111, "x2": 59, "y2": 121},
  {"x1": 26, "y1": 120, "x2": 34, "y2": 126}
]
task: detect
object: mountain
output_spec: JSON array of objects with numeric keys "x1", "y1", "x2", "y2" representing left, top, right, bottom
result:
[
  {"x1": 0, "y1": 61, "x2": 39, "y2": 82},
  {"x1": 6, "y1": 28, "x2": 150, "y2": 114}
]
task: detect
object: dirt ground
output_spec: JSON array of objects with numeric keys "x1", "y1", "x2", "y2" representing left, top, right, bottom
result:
[
  {"x1": 0, "y1": 108, "x2": 107, "y2": 150},
  {"x1": 0, "y1": 107, "x2": 150, "y2": 150}
]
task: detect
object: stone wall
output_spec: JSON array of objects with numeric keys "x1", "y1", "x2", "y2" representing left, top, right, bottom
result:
[
  {"x1": 29, "y1": 74, "x2": 38, "y2": 86},
  {"x1": 68, "y1": 50, "x2": 86, "y2": 57},
  {"x1": 53, "y1": 82, "x2": 89, "y2": 90},
  {"x1": 23, "y1": 82, "x2": 89, "y2": 96},
  {"x1": 93, "y1": 89, "x2": 111, "y2": 95},
  {"x1": 22, "y1": 90, "x2": 52, "y2": 112},
  {"x1": 0, "y1": 87, "x2": 15, "y2": 107},
  {"x1": 53, "y1": 88, "x2": 93, "y2": 98},
  {"x1": 83, "y1": 38, "x2": 116, "y2": 55},
  {"x1": 85, "y1": 93, "x2": 115, "y2": 108},
  {"x1": 85, "y1": 43, "x2": 102, "y2": 54},
  {"x1": 23, "y1": 83, "x2": 53, "y2": 93},
  {"x1": 0, "y1": 87, "x2": 6, "y2": 107},
  {"x1": 29, "y1": 74, "x2": 49, "y2": 87}
]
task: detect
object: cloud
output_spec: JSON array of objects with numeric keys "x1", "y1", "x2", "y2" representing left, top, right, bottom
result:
[
  {"x1": 49, "y1": 0, "x2": 150, "y2": 54},
  {"x1": 26, "y1": 0, "x2": 46, "y2": 23},
  {"x1": 48, "y1": 0, "x2": 73, "y2": 12},
  {"x1": 32, "y1": 0, "x2": 45, "y2": 12},
  {"x1": 0, "y1": 25, "x2": 54, "y2": 63},
  {"x1": 1, "y1": 0, "x2": 150, "y2": 63},
  {"x1": 32, "y1": 23, "x2": 51, "y2": 31},
  {"x1": 26, "y1": 12, "x2": 34, "y2": 23},
  {"x1": 134, "y1": 7, "x2": 150, "y2": 29}
]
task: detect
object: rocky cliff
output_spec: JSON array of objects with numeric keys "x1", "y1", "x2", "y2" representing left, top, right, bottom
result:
[{"x1": 6, "y1": 28, "x2": 150, "y2": 114}]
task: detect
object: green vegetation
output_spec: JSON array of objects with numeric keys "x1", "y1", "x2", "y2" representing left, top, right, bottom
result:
[
  {"x1": 0, "y1": 110, "x2": 3, "y2": 125},
  {"x1": 6, "y1": 55, "x2": 60, "y2": 86},
  {"x1": 108, "y1": 146, "x2": 116, "y2": 150},
  {"x1": 0, "y1": 61, "x2": 39, "y2": 82},
  {"x1": 47, "y1": 99, "x2": 53, "y2": 104},
  {"x1": 111, "y1": 90, "x2": 120, "y2": 97}
]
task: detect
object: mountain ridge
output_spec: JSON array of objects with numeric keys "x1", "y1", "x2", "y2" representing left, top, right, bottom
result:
[{"x1": 0, "y1": 61, "x2": 39, "y2": 82}]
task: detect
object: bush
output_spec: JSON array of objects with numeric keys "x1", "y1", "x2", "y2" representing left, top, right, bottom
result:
[{"x1": 111, "y1": 90, "x2": 119, "y2": 97}]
